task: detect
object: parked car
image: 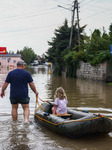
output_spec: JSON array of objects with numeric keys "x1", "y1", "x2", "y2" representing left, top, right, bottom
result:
[{"x1": 30, "y1": 60, "x2": 38, "y2": 66}]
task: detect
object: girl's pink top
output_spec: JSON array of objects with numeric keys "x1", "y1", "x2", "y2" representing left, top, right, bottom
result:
[{"x1": 54, "y1": 98, "x2": 68, "y2": 114}]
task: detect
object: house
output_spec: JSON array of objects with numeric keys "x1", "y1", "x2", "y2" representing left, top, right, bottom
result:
[{"x1": 0, "y1": 54, "x2": 22, "y2": 69}]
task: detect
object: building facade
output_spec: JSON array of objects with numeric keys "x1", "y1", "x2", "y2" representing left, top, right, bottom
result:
[{"x1": 0, "y1": 54, "x2": 22, "y2": 73}]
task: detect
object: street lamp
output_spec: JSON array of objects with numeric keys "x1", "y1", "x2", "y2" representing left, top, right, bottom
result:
[{"x1": 57, "y1": 5, "x2": 72, "y2": 11}]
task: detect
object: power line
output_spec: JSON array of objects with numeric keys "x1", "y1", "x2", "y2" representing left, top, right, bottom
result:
[
  {"x1": 80, "y1": 0, "x2": 94, "y2": 7},
  {"x1": 0, "y1": 7, "x2": 59, "y2": 22},
  {"x1": 79, "y1": 0, "x2": 112, "y2": 23},
  {"x1": 0, "y1": 23, "x2": 63, "y2": 34},
  {"x1": 0, "y1": 1, "x2": 111, "y2": 39},
  {"x1": 79, "y1": 0, "x2": 86, "y2": 4},
  {"x1": 82, "y1": 8, "x2": 112, "y2": 20},
  {"x1": 54, "y1": 0, "x2": 73, "y2": 5},
  {"x1": 0, "y1": 1, "x2": 73, "y2": 21}
]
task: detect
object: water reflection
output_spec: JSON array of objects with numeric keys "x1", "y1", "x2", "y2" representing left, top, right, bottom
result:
[
  {"x1": 29, "y1": 65, "x2": 52, "y2": 75},
  {"x1": 27, "y1": 66, "x2": 112, "y2": 113},
  {"x1": 9, "y1": 122, "x2": 30, "y2": 150},
  {"x1": 1, "y1": 66, "x2": 112, "y2": 150},
  {"x1": 43, "y1": 74, "x2": 112, "y2": 109}
]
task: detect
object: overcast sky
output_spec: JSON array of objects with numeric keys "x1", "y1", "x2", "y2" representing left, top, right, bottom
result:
[{"x1": 0, "y1": 0, "x2": 112, "y2": 56}]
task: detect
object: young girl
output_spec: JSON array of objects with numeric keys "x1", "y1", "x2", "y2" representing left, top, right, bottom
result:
[{"x1": 52, "y1": 87, "x2": 68, "y2": 115}]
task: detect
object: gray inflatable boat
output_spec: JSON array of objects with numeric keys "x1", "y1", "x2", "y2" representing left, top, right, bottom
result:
[{"x1": 34, "y1": 102, "x2": 112, "y2": 138}]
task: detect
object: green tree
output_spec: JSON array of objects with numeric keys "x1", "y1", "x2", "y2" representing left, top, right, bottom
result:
[
  {"x1": 41, "y1": 54, "x2": 46, "y2": 64},
  {"x1": 70, "y1": 26, "x2": 111, "y2": 67},
  {"x1": 109, "y1": 23, "x2": 112, "y2": 42},
  {"x1": 46, "y1": 19, "x2": 85, "y2": 75},
  {"x1": 7, "y1": 51, "x2": 15, "y2": 54},
  {"x1": 46, "y1": 19, "x2": 70, "y2": 74},
  {"x1": 85, "y1": 29, "x2": 110, "y2": 55},
  {"x1": 84, "y1": 28, "x2": 110, "y2": 65},
  {"x1": 17, "y1": 47, "x2": 37, "y2": 65},
  {"x1": 64, "y1": 25, "x2": 112, "y2": 75}
]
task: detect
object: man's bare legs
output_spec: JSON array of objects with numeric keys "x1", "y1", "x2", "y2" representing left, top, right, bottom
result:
[
  {"x1": 12, "y1": 103, "x2": 30, "y2": 122},
  {"x1": 21, "y1": 104, "x2": 30, "y2": 122},
  {"x1": 12, "y1": 104, "x2": 18, "y2": 121}
]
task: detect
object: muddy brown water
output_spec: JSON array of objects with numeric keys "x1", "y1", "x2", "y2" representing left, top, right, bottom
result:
[{"x1": 0, "y1": 65, "x2": 112, "y2": 150}]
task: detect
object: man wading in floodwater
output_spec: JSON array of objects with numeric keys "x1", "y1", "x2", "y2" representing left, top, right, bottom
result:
[{"x1": 0, "y1": 60, "x2": 38, "y2": 123}]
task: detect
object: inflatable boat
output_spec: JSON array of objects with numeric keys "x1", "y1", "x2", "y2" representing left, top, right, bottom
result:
[{"x1": 34, "y1": 102, "x2": 112, "y2": 138}]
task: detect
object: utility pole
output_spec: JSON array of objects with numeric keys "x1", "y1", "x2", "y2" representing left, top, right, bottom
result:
[
  {"x1": 58, "y1": 0, "x2": 80, "y2": 50},
  {"x1": 76, "y1": 0, "x2": 80, "y2": 48},
  {"x1": 69, "y1": 1, "x2": 75, "y2": 49},
  {"x1": 69, "y1": 0, "x2": 80, "y2": 49}
]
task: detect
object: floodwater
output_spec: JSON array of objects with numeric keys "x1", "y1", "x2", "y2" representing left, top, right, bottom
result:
[{"x1": 0, "y1": 65, "x2": 112, "y2": 150}]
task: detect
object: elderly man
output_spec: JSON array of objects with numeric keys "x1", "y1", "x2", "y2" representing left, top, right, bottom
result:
[{"x1": 1, "y1": 60, "x2": 38, "y2": 123}]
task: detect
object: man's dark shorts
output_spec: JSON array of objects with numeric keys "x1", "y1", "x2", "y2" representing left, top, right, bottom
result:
[{"x1": 10, "y1": 97, "x2": 30, "y2": 104}]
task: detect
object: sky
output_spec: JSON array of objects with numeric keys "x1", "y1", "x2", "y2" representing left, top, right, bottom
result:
[{"x1": 0, "y1": 0, "x2": 112, "y2": 56}]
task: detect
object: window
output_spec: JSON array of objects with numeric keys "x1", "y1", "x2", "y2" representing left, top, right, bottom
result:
[
  {"x1": 7, "y1": 58, "x2": 11, "y2": 62},
  {"x1": 2, "y1": 58, "x2": 6, "y2": 60},
  {"x1": 13, "y1": 60, "x2": 16, "y2": 63}
]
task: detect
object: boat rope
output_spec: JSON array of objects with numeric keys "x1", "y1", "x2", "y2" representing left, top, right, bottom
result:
[
  {"x1": 35, "y1": 114, "x2": 105, "y2": 126},
  {"x1": 35, "y1": 96, "x2": 52, "y2": 114},
  {"x1": 104, "y1": 116, "x2": 112, "y2": 120},
  {"x1": 38, "y1": 97, "x2": 50, "y2": 103},
  {"x1": 35, "y1": 96, "x2": 52, "y2": 115},
  {"x1": 34, "y1": 97, "x2": 109, "y2": 126},
  {"x1": 34, "y1": 97, "x2": 112, "y2": 138},
  {"x1": 35, "y1": 96, "x2": 45, "y2": 115}
]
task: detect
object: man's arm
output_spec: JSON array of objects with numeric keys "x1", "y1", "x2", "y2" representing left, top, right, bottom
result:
[
  {"x1": 29, "y1": 82, "x2": 38, "y2": 96},
  {"x1": 1, "y1": 82, "x2": 9, "y2": 98}
]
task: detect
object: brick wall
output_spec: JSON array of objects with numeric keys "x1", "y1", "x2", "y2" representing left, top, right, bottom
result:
[{"x1": 76, "y1": 61, "x2": 112, "y2": 82}]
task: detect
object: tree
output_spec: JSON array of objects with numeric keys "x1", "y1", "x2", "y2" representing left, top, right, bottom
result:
[
  {"x1": 17, "y1": 47, "x2": 37, "y2": 65},
  {"x1": 46, "y1": 19, "x2": 70, "y2": 74},
  {"x1": 109, "y1": 23, "x2": 112, "y2": 42},
  {"x1": 41, "y1": 54, "x2": 46, "y2": 64},
  {"x1": 7, "y1": 51, "x2": 15, "y2": 54},
  {"x1": 46, "y1": 19, "x2": 85, "y2": 75},
  {"x1": 64, "y1": 25, "x2": 112, "y2": 74},
  {"x1": 85, "y1": 29, "x2": 110, "y2": 55},
  {"x1": 69, "y1": 26, "x2": 111, "y2": 67}
]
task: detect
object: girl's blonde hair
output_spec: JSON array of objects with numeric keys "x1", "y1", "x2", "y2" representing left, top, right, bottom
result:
[{"x1": 54, "y1": 87, "x2": 67, "y2": 100}]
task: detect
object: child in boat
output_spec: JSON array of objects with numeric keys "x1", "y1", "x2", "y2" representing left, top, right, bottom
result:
[{"x1": 52, "y1": 87, "x2": 68, "y2": 115}]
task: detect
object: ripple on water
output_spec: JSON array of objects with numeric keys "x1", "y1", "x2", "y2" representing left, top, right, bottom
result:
[{"x1": 0, "y1": 118, "x2": 70, "y2": 150}]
